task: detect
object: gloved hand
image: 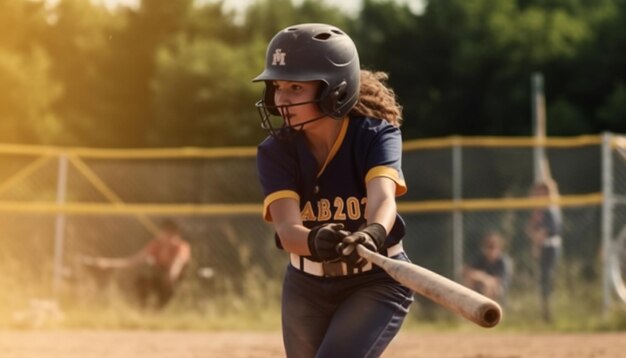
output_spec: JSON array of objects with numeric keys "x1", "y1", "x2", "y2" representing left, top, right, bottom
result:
[
  {"x1": 307, "y1": 223, "x2": 349, "y2": 262},
  {"x1": 339, "y1": 223, "x2": 387, "y2": 268}
]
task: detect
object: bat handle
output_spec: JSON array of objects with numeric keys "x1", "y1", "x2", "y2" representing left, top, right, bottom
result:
[{"x1": 340, "y1": 242, "x2": 356, "y2": 256}]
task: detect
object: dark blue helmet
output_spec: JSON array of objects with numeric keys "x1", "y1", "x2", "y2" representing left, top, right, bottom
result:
[{"x1": 253, "y1": 23, "x2": 360, "y2": 138}]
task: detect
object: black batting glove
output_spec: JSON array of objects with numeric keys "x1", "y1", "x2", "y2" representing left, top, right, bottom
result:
[
  {"x1": 339, "y1": 223, "x2": 387, "y2": 268},
  {"x1": 307, "y1": 223, "x2": 349, "y2": 262}
]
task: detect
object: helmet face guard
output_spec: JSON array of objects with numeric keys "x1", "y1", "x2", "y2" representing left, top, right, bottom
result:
[
  {"x1": 252, "y1": 23, "x2": 360, "y2": 139},
  {"x1": 255, "y1": 98, "x2": 327, "y2": 140}
]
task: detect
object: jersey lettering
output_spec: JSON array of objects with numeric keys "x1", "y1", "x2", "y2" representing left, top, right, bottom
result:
[
  {"x1": 317, "y1": 199, "x2": 332, "y2": 221},
  {"x1": 300, "y1": 196, "x2": 363, "y2": 222},
  {"x1": 301, "y1": 201, "x2": 316, "y2": 221}
]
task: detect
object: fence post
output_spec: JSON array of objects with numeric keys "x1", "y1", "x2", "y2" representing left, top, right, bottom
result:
[
  {"x1": 601, "y1": 132, "x2": 613, "y2": 313},
  {"x1": 531, "y1": 72, "x2": 547, "y2": 182},
  {"x1": 52, "y1": 154, "x2": 68, "y2": 296},
  {"x1": 452, "y1": 137, "x2": 463, "y2": 281}
]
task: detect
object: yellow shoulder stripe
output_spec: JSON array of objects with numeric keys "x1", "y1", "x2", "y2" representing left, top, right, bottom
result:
[
  {"x1": 365, "y1": 166, "x2": 407, "y2": 196},
  {"x1": 263, "y1": 190, "x2": 300, "y2": 222}
]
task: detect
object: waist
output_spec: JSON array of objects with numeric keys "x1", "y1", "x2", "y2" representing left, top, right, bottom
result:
[{"x1": 289, "y1": 242, "x2": 403, "y2": 278}]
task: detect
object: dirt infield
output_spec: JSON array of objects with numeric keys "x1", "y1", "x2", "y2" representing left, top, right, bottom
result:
[{"x1": 1, "y1": 330, "x2": 625, "y2": 357}]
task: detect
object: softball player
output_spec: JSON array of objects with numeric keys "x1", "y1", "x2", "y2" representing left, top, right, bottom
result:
[
  {"x1": 253, "y1": 23, "x2": 414, "y2": 357},
  {"x1": 527, "y1": 180, "x2": 563, "y2": 322}
]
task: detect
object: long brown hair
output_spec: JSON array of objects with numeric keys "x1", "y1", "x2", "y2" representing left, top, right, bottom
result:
[{"x1": 349, "y1": 70, "x2": 403, "y2": 127}]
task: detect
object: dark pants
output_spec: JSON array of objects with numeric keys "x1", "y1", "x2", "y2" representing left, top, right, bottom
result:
[
  {"x1": 539, "y1": 246, "x2": 560, "y2": 321},
  {"x1": 135, "y1": 266, "x2": 179, "y2": 309},
  {"x1": 281, "y1": 252, "x2": 414, "y2": 358}
]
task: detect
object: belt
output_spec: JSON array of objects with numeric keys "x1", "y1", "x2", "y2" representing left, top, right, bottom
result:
[{"x1": 290, "y1": 242, "x2": 403, "y2": 277}]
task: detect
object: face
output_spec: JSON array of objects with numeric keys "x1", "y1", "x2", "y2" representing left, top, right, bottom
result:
[
  {"x1": 481, "y1": 235, "x2": 502, "y2": 262},
  {"x1": 272, "y1": 80, "x2": 324, "y2": 129},
  {"x1": 157, "y1": 228, "x2": 176, "y2": 242}
]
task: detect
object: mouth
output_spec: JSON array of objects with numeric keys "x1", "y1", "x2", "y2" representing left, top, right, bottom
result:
[{"x1": 278, "y1": 107, "x2": 294, "y2": 121}]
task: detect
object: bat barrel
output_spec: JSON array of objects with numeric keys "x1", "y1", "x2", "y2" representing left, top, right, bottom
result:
[
  {"x1": 356, "y1": 245, "x2": 503, "y2": 328},
  {"x1": 476, "y1": 303, "x2": 502, "y2": 328},
  {"x1": 483, "y1": 308, "x2": 501, "y2": 327}
]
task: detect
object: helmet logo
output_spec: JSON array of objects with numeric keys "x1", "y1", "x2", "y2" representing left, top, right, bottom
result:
[{"x1": 271, "y1": 49, "x2": 286, "y2": 66}]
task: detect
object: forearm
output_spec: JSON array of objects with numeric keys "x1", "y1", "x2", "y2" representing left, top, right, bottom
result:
[
  {"x1": 94, "y1": 257, "x2": 134, "y2": 269},
  {"x1": 269, "y1": 198, "x2": 313, "y2": 256},
  {"x1": 168, "y1": 257, "x2": 186, "y2": 281},
  {"x1": 365, "y1": 196, "x2": 396, "y2": 234},
  {"x1": 364, "y1": 177, "x2": 398, "y2": 234},
  {"x1": 275, "y1": 223, "x2": 311, "y2": 256}
]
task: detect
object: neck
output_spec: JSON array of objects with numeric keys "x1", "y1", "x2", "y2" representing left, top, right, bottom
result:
[
  {"x1": 305, "y1": 117, "x2": 344, "y2": 165},
  {"x1": 307, "y1": 117, "x2": 342, "y2": 144}
]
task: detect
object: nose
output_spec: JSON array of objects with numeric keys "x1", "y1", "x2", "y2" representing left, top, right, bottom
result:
[{"x1": 274, "y1": 90, "x2": 289, "y2": 106}]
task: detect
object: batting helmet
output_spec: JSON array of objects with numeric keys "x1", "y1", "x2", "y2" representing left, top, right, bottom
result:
[{"x1": 253, "y1": 23, "x2": 361, "y2": 138}]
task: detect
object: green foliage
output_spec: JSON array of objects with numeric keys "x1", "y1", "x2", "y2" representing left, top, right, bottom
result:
[
  {"x1": 0, "y1": 48, "x2": 62, "y2": 144},
  {"x1": 0, "y1": 1, "x2": 61, "y2": 144},
  {"x1": 596, "y1": 305, "x2": 626, "y2": 331},
  {"x1": 149, "y1": 35, "x2": 266, "y2": 147},
  {"x1": 3, "y1": 0, "x2": 626, "y2": 146},
  {"x1": 41, "y1": 0, "x2": 122, "y2": 146},
  {"x1": 597, "y1": 83, "x2": 626, "y2": 132}
]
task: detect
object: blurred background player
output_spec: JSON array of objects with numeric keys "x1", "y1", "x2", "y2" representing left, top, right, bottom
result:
[
  {"x1": 526, "y1": 179, "x2": 563, "y2": 322},
  {"x1": 254, "y1": 23, "x2": 413, "y2": 357},
  {"x1": 463, "y1": 231, "x2": 513, "y2": 304},
  {"x1": 78, "y1": 219, "x2": 191, "y2": 309}
]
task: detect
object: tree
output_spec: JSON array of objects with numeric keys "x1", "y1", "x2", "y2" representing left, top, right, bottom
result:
[
  {"x1": 0, "y1": 1, "x2": 62, "y2": 144},
  {"x1": 43, "y1": 0, "x2": 120, "y2": 145},
  {"x1": 351, "y1": 0, "x2": 596, "y2": 138},
  {"x1": 150, "y1": 34, "x2": 266, "y2": 147}
]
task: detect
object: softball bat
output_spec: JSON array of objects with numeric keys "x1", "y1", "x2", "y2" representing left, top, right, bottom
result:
[{"x1": 356, "y1": 244, "x2": 502, "y2": 328}]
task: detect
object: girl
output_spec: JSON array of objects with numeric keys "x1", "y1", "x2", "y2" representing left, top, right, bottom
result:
[{"x1": 253, "y1": 23, "x2": 413, "y2": 357}]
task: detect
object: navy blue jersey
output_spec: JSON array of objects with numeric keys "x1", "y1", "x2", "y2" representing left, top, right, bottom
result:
[
  {"x1": 256, "y1": 116, "x2": 407, "y2": 248},
  {"x1": 532, "y1": 206, "x2": 562, "y2": 237}
]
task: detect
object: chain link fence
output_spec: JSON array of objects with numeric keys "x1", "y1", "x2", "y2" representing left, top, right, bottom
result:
[{"x1": 0, "y1": 135, "x2": 624, "y2": 325}]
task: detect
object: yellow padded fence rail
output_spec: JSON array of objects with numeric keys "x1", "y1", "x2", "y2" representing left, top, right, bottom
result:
[
  {"x1": 0, "y1": 134, "x2": 619, "y2": 216},
  {"x1": 0, "y1": 144, "x2": 257, "y2": 158},
  {"x1": 0, "y1": 134, "x2": 616, "y2": 158},
  {"x1": 0, "y1": 195, "x2": 603, "y2": 215}
]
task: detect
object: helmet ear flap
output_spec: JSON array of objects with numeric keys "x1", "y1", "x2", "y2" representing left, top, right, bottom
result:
[
  {"x1": 263, "y1": 83, "x2": 280, "y2": 116},
  {"x1": 320, "y1": 81, "x2": 348, "y2": 119}
]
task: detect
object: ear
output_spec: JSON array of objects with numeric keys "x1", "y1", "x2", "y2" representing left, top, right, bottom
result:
[{"x1": 320, "y1": 81, "x2": 348, "y2": 118}]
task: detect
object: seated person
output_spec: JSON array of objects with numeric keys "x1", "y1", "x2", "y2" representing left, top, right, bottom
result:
[
  {"x1": 463, "y1": 231, "x2": 512, "y2": 304},
  {"x1": 80, "y1": 220, "x2": 191, "y2": 309}
]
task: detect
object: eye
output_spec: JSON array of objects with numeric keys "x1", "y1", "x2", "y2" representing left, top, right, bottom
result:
[{"x1": 290, "y1": 84, "x2": 303, "y2": 92}]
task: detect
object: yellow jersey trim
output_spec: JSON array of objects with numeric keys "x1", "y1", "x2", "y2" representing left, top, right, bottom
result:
[
  {"x1": 263, "y1": 190, "x2": 300, "y2": 222},
  {"x1": 365, "y1": 166, "x2": 408, "y2": 196},
  {"x1": 317, "y1": 118, "x2": 349, "y2": 178}
]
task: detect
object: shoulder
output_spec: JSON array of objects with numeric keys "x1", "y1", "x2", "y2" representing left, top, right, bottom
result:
[
  {"x1": 257, "y1": 136, "x2": 281, "y2": 154},
  {"x1": 257, "y1": 136, "x2": 292, "y2": 166},
  {"x1": 176, "y1": 239, "x2": 191, "y2": 255},
  {"x1": 348, "y1": 116, "x2": 401, "y2": 145},
  {"x1": 350, "y1": 116, "x2": 399, "y2": 134},
  {"x1": 257, "y1": 134, "x2": 301, "y2": 157}
]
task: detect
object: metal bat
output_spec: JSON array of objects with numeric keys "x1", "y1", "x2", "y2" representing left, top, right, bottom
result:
[{"x1": 355, "y1": 244, "x2": 502, "y2": 328}]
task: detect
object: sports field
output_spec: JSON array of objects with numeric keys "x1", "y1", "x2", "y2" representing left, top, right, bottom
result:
[{"x1": 1, "y1": 330, "x2": 625, "y2": 357}]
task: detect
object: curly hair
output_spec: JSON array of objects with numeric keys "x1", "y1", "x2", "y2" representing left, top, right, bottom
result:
[{"x1": 349, "y1": 70, "x2": 403, "y2": 127}]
